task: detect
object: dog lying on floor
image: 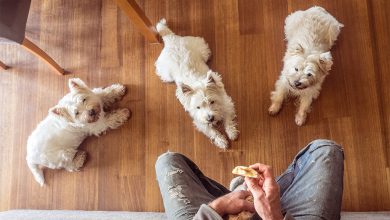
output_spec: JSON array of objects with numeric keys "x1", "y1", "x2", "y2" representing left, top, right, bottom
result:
[
  {"x1": 155, "y1": 19, "x2": 239, "y2": 149},
  {"x1": 26, "y1": 78, "x2": 130, "y2": 186},
  {"x1": 269, "y1": 6, "x2": 343, "y2": 126}
]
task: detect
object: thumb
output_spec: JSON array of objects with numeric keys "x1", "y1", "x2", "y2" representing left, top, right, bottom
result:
[{"x1": 245, "y1": 177, "x2": 264, "y2": 199}]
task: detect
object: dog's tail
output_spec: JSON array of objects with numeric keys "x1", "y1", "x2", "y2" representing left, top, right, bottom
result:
[
  {"x1": 27, "y1": 161, "x2": 45, "y2": 187},
  {"x1": 156, "y1": 18, "x2": 174, "y2": 37}
]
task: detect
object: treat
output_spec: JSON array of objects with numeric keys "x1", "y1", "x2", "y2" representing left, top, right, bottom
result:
[{"x1": 232, "y1": 166, "x2": 259, "y2": 178}]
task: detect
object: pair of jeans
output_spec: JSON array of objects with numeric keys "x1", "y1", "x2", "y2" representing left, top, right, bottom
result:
[{"x1": 155, "y1": 139, "x2": 344, "y2": 220}]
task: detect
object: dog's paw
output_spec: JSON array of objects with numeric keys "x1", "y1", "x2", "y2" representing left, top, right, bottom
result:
[
  {"x1": 117, "y1": 108, "x2": 131, "y2": 121},
  {"x1": 109, "y1": 84, "x2": 127, "y2": 101},
  {"x1": 213, "y1": 135, "x2": 229, "y2": 149},
  {"x1": 158, "y1": 74, "x2": 175, "y2": 83},
  {"x1": 37, "y1": 177, "x2": 45, "y2": 187},
  {"x1": 226, "y1": 126, "x2": 239, "y2": 141},
  {"x1": 70, "y1": 151, "x2": 87, "y2": 171},
  {"x1": 295, "y1": 113, "x2": 307, "y2": 126},
  {"x1": 268, "y1": 103, "x2": 282, "y2": 116},
  {"x1": 107, "y1": 108, "x2": 131, "y2": 129}
]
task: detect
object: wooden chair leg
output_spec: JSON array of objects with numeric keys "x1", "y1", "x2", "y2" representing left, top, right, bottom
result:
[
  {"x1": 114, "y1": 0, "x2": 160, "y2": 43},
  {"x1": 21, "y1": 38, "x2": 65, "y2": 75},
  {"x1": 0, "y1": 60, "x2": 9, "y2": 70}
]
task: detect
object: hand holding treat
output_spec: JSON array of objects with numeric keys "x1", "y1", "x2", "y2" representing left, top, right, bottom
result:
[{"x1": 245, "y1": 164, "x2": 284, "y2": 220}]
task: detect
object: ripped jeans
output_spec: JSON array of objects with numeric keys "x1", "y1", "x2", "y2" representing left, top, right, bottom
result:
[{"x1": 155, "y1": 139, "x2": 344, "y2": 220}]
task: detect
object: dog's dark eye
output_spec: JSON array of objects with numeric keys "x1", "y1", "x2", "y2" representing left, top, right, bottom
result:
[
  {"x1": 75, "y1": 111, "x2": 79, "y2": 116},
  {"x1": 197, "y1": 106, "x2": 200, "y2": 109},
  {"x1": 307, "y1": 73, "x2": 312, "y2": 77},
  {"x1": 82, "y1": 98, "x2": 86, "y2": 103},
  {"x1": 295, "y1": 67, "x2": 298, "y2": 71},
  {"x1": 210, "y1": 101, "x2": 215, "y2": 104}
]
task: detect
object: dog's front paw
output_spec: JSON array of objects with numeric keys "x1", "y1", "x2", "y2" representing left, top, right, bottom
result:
[
  {"x1": 70, "y1": 151, "x2": 87, "y2": 172},
  {"x1": 107, "y1": 108, "x2": 131, "y2": 129},
  {"x1": 226, "y1": 125, "x2": 239, "y2": 141},
  {"x1": 110, "y1": 84, "x2": 127, "y2": 101},
  {"x1": 120, "y1": 108, "x2": 131, "y2": 120},
  {"x1": 268, "y1": 103, "x2": 282, "y2": 116},
  {"x1": 213, "y1": 135, "x2": 229, "y2": 149},
  {"x1": 295, "y1": 112, "x2": 307, "y2": 126},
  {"x1": 115, "y1": 108, "x2": 131, "y2": 123}
]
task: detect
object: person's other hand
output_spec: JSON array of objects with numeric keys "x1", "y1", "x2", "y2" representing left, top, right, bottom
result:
[
  {"x1": 208, "y1": 190, "x2": 255, "y2": 217},
  {"x1": 245, "y1": 163, "x2": 284, "y2": 220}
]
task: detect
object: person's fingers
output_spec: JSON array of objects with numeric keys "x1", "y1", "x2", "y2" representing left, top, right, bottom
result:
[
  {"x1": 236, "y1": 190, "x2": 252, "y2": 199},
  {"x1": 240, "y1": 200, "x2": 256, "y2": 213},
  {"x1": 257, "y1": 176, "x2": 265, "y2": 186},
  {"x1": 245, "y1": 176, "x2": 260, "y2": 189},
  {"x1": 249, "y1": 163, "x2": 266, "y2": 170},
  {"x1": 263, "y1": 177, "x2": 277, "y2": 189},
  {"x1": 249, "y1": 163, "x2": 273, "y2": 175},
  {"x1": 249, "y1": 163, "x2": 274, "y2": 179},
  {"x1": 245, "y1": 177, "x2": 265, "y2": 198},
  {"x1": 263, "y1": 181, "x2": 281, "y2": 196}
]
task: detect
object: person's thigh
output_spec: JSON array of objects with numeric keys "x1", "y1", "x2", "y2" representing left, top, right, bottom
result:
[
  {"x1": 276, "y1": 139, "x2": 344, "y2": 220},
  {"x1": 155, "y1": 152, "x2": 228, "y2": 220}
]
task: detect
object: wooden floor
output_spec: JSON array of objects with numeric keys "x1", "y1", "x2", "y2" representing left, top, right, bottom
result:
[{"x1": 0, "y1": 0, "x2": 389, "y2": 212}]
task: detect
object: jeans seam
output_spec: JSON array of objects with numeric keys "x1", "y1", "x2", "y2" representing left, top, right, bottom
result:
[
  {"x1": 309, "y1": 144, "x2": 345, "y2": 161},
  {"x1": 278, "y1": 169, "x2": 293, "y2": 201},
  {"x1": 276, "y1": 168, "x2": 293, "y2": 182},
  {"x1": 309, "y1": 141, "x2": 344, "y2": 153}
]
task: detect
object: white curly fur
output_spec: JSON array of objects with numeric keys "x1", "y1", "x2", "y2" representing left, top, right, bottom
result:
[
  {"x1": 26, "y1": 78, "x2": 130, "y2": 186},
  {"x1": 269, "y1": 6, "x2": 343, "y2": 126},
  {"x1": 155, "y1": 19, "x2": 239, "y2": 149}
]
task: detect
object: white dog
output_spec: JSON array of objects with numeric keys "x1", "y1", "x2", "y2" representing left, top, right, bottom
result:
[
  {"x1": 269, "y1": 6, "x2": 343, "y2": 126},
  {"x1": 155, "y1": 19, "x2": 239, "y2": 149},
  {"x1": 26, "y1": 78, "x2": 130, "y2": 186}
]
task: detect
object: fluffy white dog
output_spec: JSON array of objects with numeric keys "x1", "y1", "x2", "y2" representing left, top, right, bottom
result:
[
  {"x1": 269, "y1": 6, "x2": 343, "y2": 126},
  {"x1": 26, "y1": 78, "x2": 130, "y2": 186},
  {"x1": 155, "y1": 19, "x2": 239, "y2": 149}
]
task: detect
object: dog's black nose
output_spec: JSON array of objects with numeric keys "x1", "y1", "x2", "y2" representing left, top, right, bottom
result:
[
  {"x1": 89, "y1": 109, "x2": 96, "y2": 116},
  {"x1": 294, "y1": 81, "x2": 302, "y2": 87},
  {"x1": 207, "y1": 115, "x2": 215, "y2": 122}
]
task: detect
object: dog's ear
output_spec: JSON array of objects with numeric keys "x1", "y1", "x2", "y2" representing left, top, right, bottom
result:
[
  {"x1": 49, "y1": 107, "x2": 74, "y2": 122},
  {"x1": 288, "y1": 43, "x2": 304, "y2": 55},
  {"x1": 69, "y1": 78, "x2": 89, "y2": 93},
  {"x1": 318, "y1": 52, "x2": 333, "y2": 72},
  {"x1": 206, "y1": 71, "x2": 216, "y2": 85},
  {"x1": 206, "y1": 71, "x2": 224, "y2": 89},
  {"x1": 179, "y1": 83, "x2": 193, "y2": 95}
]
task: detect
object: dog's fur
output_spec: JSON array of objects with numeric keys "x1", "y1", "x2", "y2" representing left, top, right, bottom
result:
[
  {"x1": 155, "y1": 19, "x2": 238, "y2": 149},
  {"x1": 269, "y1": 6, "x2": 343, "y2": 125},
  {"x1": 26, "y1": 78, "x2": 130, "y2": 186}
]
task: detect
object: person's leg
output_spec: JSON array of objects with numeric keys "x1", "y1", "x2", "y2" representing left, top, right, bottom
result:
[
  {"x1": 155, "y1": 152, "x2": 230, "y2": 220},
  {"x1": 276, "y1": 139, "x2": 344, "y2": 220}
]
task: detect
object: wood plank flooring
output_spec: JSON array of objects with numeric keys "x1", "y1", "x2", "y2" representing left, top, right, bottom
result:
[{"x1": 0, "y1": 0, "x2": 389, "y2": 212}]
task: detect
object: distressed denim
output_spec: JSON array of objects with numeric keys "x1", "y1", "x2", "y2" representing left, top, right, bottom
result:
[{"x1": 155, "y1": 139, "x2": 344, "y2": 220}]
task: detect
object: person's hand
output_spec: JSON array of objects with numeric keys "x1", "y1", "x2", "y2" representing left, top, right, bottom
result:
[
  {"x1": 245, "y1": 163, "x2": 284, "y2": 220},
  {"x1": 208, "y1": 190, "x2": 255, "y2": 217}
]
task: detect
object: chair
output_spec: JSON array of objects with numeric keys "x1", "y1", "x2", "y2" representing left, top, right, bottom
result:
[
  {"x1": 0, "y1": 0, "x2": 65, "y2": 75},
  {"x1": 114, "y1": 0, "x2": 161, "y2": 43}
]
